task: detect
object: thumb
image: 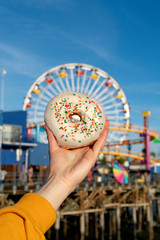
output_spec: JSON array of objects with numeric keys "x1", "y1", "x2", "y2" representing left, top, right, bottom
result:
[{"x1": 43, "y1": 124, "x2": 59, "y2": 153}]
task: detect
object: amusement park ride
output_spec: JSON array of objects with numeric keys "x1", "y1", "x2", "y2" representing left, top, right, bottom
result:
[{"x1": 23, "y1": 63, "x2": 159, "y2": 172}]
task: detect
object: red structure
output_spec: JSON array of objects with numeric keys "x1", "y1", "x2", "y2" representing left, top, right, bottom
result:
[{"x1": 142, "y1": 111, "x2": 151, "y2": 171}]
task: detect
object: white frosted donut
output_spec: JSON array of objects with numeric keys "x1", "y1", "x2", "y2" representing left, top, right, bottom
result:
[{"x1": 44, "y1": 92, "x2": 106, "y2": 148}]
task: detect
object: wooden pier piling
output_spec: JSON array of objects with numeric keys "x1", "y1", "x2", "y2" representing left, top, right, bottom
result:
[
  {"x1": 116, "y1": 206, "x2": 121, "y2": 230},
  {"x1": 80, "y1": 213, "x2": 85, "y2": 236},
  {"x1": 100, "y1": 211, "x2": 105, "y2": 232},
  {"x1": 1, "y1": 182, "x2": 160, "y2": 239},
  {"x1": 85, "y1": 213, "x2": 89, "y2": 237},
  {"x1": 132, "y1": 207, "x2": 137, "y2": 226}
]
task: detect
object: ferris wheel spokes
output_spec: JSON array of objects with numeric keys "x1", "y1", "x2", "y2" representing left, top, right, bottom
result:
[
  {"x1": 76, "y1": 74, "x2": 80, "y2": 93},
  {"x1": 84, "y1": 75, "x2": 92, "y2": 94},
  {"x1": 103, "y1": 102, "x2": 124, "y2": 111},
  {"x1": 33, "y1": 105, "x2": 46, "y2": 111},
  {"x1": 37, "y1": 92, "x2": 51, "y2": 102},
  {"x1": 56, "y1": 71, "x2": 67, "y2": 92},
  {"x1": 88, "y1": 76, "x2": 100, "y2": 97},
  {"x1": 101, "y1": 96, "x2": 119, "y2": 106},
  {"x1": 91, "y1": 79, "x2": 106, "y2": 98},
  {"x1": 47, "y1": 84, "x2": 59, "y2": 96},
  {"x1": 23, "y1": 63, "x2": 130, "y2": 144},
  {"x1": 80, "y1": 70, "x2": 87, "y2": 93},
  {"x1": 71, "y1": 68, "x2": 75, "y2": 92},
  {"x1": 52, "y1": 75, "x2": 63, "y2": 93},
  {"x1": 65, "y1": 75, "x2": 71, "y2": 92},
  {"x1": 94, "y1": 85, "x2": 109, "y2": 101},
  {"x1": 105, "y1": 109, "x2": 123, "y2": 115},
  {"x1": 33, "y1": 98, "x2": 48, "y2": 107},
  {"x1": 41, "y1": 86, "x2": 55, "y2": 99},
  {"x1": 108, "y1": 115, "x2": 127, "y2": 121},
  {"x1": 99, "y1": 89, "x2": 117, "y2": 103}
]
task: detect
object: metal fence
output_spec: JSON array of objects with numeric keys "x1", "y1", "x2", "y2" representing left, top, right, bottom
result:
[{"x1": 1, "y1": 170, "x2": 160, "y2": 194}]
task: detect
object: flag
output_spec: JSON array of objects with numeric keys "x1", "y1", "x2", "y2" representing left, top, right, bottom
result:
[{"x1": 2, "y1": 68, "x2": 7, "y2": 76}]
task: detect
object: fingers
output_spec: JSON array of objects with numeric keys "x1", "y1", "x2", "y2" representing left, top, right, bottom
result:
[
  {"x1": 43, "y1": 124, "x2": 59, "y2": 153},
  {"x1": 101, "y1": 119, "x2": 110, "y2": 148},
  {"x1": 92, "y1": 119, "x2": 109, "y2": 156}
]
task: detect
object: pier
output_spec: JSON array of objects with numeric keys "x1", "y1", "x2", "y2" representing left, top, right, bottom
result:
[{"x1": 0, "y1": 171, "x2": 160, "y2": 239}]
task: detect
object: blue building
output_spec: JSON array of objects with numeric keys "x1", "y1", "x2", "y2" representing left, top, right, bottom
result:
[{"x1": 0, "y1": 110, "x2": 49, "y2": 168}]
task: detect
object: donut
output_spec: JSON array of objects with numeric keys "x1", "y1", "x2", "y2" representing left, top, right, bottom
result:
[{"x1": 44, "y1": 92, "x2": 106, "y2": 148}]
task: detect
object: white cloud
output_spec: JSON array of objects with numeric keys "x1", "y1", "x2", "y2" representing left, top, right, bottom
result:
[
  {"x1": 0, "y1": 42, "x2": 45, "y2": 78},
  {"x1": 81, "y1": 43, "x2": 134, "y2": 69},
  {"x1": 42, "y1": 23, "x2": 134, "y2": 70},
  {"x1": 125, "y1": 81, "x2": 160, "y2": 95}
]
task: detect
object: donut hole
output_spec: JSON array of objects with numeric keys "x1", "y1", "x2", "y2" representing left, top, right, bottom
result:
[{"x1": 69, "y1": 112, "x2": 82, "y2": 123}]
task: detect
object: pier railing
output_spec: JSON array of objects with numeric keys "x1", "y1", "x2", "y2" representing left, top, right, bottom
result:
[{"x1": 1, "y1": 171, "x2": 160, "y2": 194}]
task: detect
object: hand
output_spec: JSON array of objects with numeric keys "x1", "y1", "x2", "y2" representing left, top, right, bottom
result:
[{"x1": 36, "y1": 119, "x2": 109, "y2": 210}]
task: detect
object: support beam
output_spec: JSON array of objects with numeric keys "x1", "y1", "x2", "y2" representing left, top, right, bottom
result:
[
  {"x1": 80, "y1": 213, "x2": 85, "y2": 236},
  {"x1": 116, "y1": 206, "x2": 121, "y2": 230}
]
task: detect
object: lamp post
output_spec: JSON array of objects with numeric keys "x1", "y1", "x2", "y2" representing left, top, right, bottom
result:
[{"x1": 0, "y1": 68, "x2": 7, "y2": 170}]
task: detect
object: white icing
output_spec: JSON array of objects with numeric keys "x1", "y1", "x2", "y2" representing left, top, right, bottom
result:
[{"x1": 44, "y1": 92, "x2": 106, "y2": 148}]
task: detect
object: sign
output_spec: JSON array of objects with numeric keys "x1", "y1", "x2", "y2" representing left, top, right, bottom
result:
[
  {"x1": 154, "y1": 139, "x2": 160, "y2": 143},
  {"x1": 2, "y1": 124, "x2": 21, "y2": 143}
]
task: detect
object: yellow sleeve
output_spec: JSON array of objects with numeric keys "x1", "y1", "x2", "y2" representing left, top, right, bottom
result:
[{"x1": 0, "y1": 193, "x2": 57, "y2": 240}]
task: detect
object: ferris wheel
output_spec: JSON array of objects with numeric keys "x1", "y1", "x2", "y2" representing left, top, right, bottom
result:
[{"x1": 23, "y1": 63, "x2": 130, "y2": 144}]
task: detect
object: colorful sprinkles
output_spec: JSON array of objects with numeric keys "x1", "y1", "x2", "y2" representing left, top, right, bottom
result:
[{"x1": 51, "y1": 93, "x2": 104, "y2": 143}]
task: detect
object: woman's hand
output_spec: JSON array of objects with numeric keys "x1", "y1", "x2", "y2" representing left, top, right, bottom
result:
[{"x1": 36, "y1": 119, "x2": 109, "y2": 210}]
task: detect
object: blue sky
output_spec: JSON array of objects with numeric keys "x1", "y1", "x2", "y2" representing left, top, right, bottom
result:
[{"x1": 0, "y1": 0, "x2": 160, "y2": 154}]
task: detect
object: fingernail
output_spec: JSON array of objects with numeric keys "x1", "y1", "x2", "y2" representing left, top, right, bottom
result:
[{"x1": 42, "y1": 124, "x2": 47, "y2": 130}]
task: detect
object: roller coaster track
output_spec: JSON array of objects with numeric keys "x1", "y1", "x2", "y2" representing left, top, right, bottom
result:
[
  {"x1": 28, "y1": 121, "x2": 159, "y2": 162},
  {"x1": 101, "y1": 123, "x2": 159, "y2": 161},
  {"x1": 101, "y1": 148, "x2": 144, "y2": 161},
  {"x1": 109, "y1": 123, "x2": 158, "y2": 140}
]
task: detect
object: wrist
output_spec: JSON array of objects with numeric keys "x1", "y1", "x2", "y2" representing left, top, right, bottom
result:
[{"x1": 35, "y1": 175, "x2": 72, "y2": 211}]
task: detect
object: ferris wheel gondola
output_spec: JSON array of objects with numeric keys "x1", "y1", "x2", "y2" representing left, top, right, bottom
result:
[{"x1": 23, "y1": 63, "x2": 130, "y2": 144}]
